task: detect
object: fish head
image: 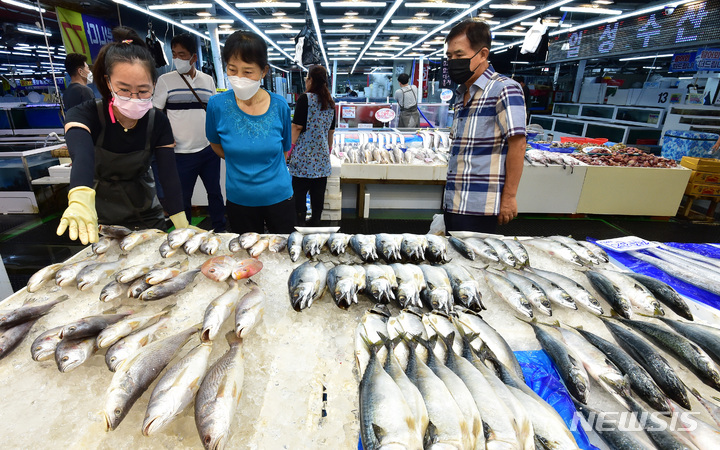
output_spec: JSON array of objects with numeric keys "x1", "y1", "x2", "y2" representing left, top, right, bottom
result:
[
  {"x1": 77, "y1": 276, "x2": 96, "y2": 291},
  {"x1": 200, "y1": 428, "x2": 228, "y2": 450},
  {"x1": 142, "y1": 411, "x2": 170, "y2": 437},
  {"x1": 571, "y1": 369, "x2": 589, "y2": 403},
  {"x1": 139, "y1": 287, "x2": 159, "y2": 301},
  {"x1": 236, "y1": 306, "x2": 263, "y2": 338},
  {"x1": 201, "y1": 256, "x2": 236, "y2": 282},
  {"x1": 32, "y1": 338, "x2": 57, "y2": 361},
  {"x1": 369, "y1": 279, "x2": 392, "y2": 303},
  {"x1": 232, "y1": 259, "x2": 263, "y2": 280},
  {"x1": 103, "y1": 387, "x2": 131, "y2": 430},
  {"x1": 106, "y1": 350, "x2": 124, "y2": 372},
  {"x1": 57, "y1": 350, "x2": 84, "y2": 373},
  {"x1": 290, "y1": 283, "x2": 314, "y2": 311}
]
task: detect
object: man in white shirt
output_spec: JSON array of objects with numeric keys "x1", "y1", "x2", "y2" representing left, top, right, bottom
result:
[
  {"x1": 394, "y1": 73, "x2": 420, "y2": 128},
  {"x1": 154, "y1": 33, "x2": 226, "y2": 231}
]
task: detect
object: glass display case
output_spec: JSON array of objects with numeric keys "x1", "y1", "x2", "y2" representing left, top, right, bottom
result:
[
  {"x1": 580, "y1": 105, "x2": 614, "y2": 120},
  {"x1": 554, "y1": 119, "x2": 585, "y2": 136},
  {"x1": 0, "y1": 105, "x2": 64, "y2": 136},
  {"x1": 615, "y1": 107, "x2": 665, "y2": 127},
  {"x1": 0, "y1": 144, "x2": 62, "y2": 213},
  {"x1": 416, "y1": 103, "x2": 450, "y2": 128},
  {"x1": 336, "y1": 102, "x2": 397, "y2": 129},
  {"x1": 551, "y1": 103, "x2": 580, "y2": 117}
]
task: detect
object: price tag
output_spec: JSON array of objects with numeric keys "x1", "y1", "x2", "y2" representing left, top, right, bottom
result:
[
  {"x1": 440, "y1": 89, "x2": 453, "y2": 102},
  {"x1": 595, "y1": 236, "x2": 659, "y2": 252},
  {"x1": 375, "y1": 108, "x2": 396, "y2": 123}
]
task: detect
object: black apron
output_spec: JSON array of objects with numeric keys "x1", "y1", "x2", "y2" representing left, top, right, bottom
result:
[{"x1": 92, "y1": 100, "x2": 166, "y2": 231}]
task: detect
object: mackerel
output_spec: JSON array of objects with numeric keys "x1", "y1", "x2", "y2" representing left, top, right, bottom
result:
[
  {"x1": 626, "y1": 273, "x2": 693, "y2": 320},
  {"x1": 629, "y1": 250, "x2": 720, "y2": 296},
  {"x1": 530, "y1": 267, "x2": 603, "y2": 314}
]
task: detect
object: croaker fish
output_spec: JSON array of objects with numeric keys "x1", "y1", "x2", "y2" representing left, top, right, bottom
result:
[
  {"x1": 268, "y1": 235, "x2": 287, "y2": 253},
  {"x1": 98, "y1": 224, "x2": 132, "y2": 239},
  {"x1": 201, "y1": 281, "x2": 242, "y2": 342},
  {"x1": 76, "y1": 257, "x2": 126, "y2": 291},
  {"x1": 27, "y1": 263, "x2": 64, "y2": 292},
  {"x1": 103, "y1": 324, "x2": 199, "y2": 430},
  {"x1": 227, "y1": 236, "x2": 242, "y2": 253},
  {"x1": 350, "y1": 234, "x2": 378, "y2": 262},
  {"x1": 390, "y1": 264, "x2": 425, "y2": 309},
  {"x1": 0, "y1": 294, "x2": 67, "y2": 328},
  {"x1": 128, "y1": 278, "x2": 152, "y2": 298},
  {"x1": 97, "y1": 306, "x2": 172, "y2": 349},
  {"x1": 60, "y1": 313, "x2": 130, "y2": 340},
  {"x1": 400, "y1": 234, "x2": 427, "y2": 262},
  {"x1": 195, "y1": 332, "x2": 244, "y2": 450},
  {"x1": 140, "y1": 269, "x2": 201, "y2": 301},
  {"x1": 92, "y1": 236, "x2": 118, "y2": 254},
  {"x1": 239, "y1": 232, "x2": 260, "y2": 249},
  {"x1": 30, "y1": 325, "x2": 64, "y2": 361},
  {"x1": 145, "y1": 259, "x2": 187, "y2": 285},
  {"x1": 302, "y1": 233, "x2": 330, "y2": 258},
  {"x1": 248, "y1": 237, "x2": 269, "y2": 258},
  {"x1": 328, "y1": 233, "x2": 351, "y2": 255},
  {"x1": 288, "y1": 261, "x2": 328, "y2": 311},
  {"x1": 167, "y1": 228, "x2": 197, "y2": 249},
  {"x1": 200, "y1": 233, "x2": 222, "y2": 256},
  {"x1": 287, "y1": 231, "x2": 303, "y2": 262},
  {"x1": 327, "y1": 264, "x2": 366, "y2": 309},
  {"x1": 364, "y1": 264, "x2": 397, "y2": 304},
  {"x1": 105, "y1": 318, "x2": 168, "y2": 372},
  {"x1": 183, "y1": 231, "x2": 211, "y2": 255},
  {"x1": 0, "y1": 319, "x2": 37, "y2": 360},
  {"x1": 235, "y1": 281, "x2": 264, "y2": 338},
  {"x1": 116, "y1": 261, "x2": 165, "y2": 284},
  {"x1": 159, "y1": 240, "x2": 178, "y2": 258},
  {"x1": 55, "y1": 256, "x2": 101, "y2": 287},
  {"x1": 55, "y1": 336, "x2": 97, "y2": 372},
  {"x1": 120, "y1": 229, "x2": 164, "y2": 252},
  {"x1": 376, "y1": 233, "x2": 402, "y2": 262}
]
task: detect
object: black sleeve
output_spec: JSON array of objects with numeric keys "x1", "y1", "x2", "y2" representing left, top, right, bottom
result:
[
  {"x1": 154, "y1": 147, "x2": 183, "y2": 215},
  {"x1": 292, "y1": 94, "x2": 309, "y2": 129},
  {"x1": 66, "y1": 127, "x2": 95, "y2": 189},
  {"x1": 152, "y1": 109, "x2": 176, "y2": 148}
]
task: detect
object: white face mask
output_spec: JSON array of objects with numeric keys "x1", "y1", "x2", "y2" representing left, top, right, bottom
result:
[
  {"x1": 173, "y1": 57, "x2": 192, "y2": 74},
  {"x1": 227, "y1": 75, "x2": 261, "y2": 101},
  {"x1": 85, "y1": 71, "x2": 94, "y2": 84}
]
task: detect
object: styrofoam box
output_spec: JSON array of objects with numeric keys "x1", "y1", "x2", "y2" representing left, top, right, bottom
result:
[
  {"x1": 48, "y1": 164, "x2": 72, "y2": 178},
  {"x1": 340, "y1": 164, "x2": 388, "y2": 179},
  {"x1": 326, "y1": 176, "x2": 341, "y2": 190},
  {"x1": 321, "y1": 209, "x2": 342, "y2": 221},
  {"x1": 323, "y1": 193, "x2": 342, "y2": 210},
  {"x1": 433, "y1": 165, "x2": 448, "y2": 181},
  {"x1": 386, "y1": 164, "x2": 434, "y2": 180}
]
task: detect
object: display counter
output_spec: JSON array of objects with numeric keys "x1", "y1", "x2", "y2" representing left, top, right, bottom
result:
[
  {"x1": 0, "y1": 143, "x2": 63, "y2": 213},
  {"x1": 0, "y1": 104, "x2": 64, "y2": 137}
]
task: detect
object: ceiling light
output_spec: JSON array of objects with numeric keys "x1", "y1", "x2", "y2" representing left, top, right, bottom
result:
[
  {"x1": 352, "y1": 0, "x2": 403, "y2": 74},
  {"x1": 148, "y1": 2, "x2": 213, "y2": 9},
  {"x1": 235, "y1": 2, "x2": 302, "y2": 7},
  {"x1": 217, "y1": 29, "x2": 236, "y2": 34},
  {"x1": 273, "y1": 11, "x2": 286, "y2": 15},
  {"x1": 382, "y1": 29, "x2": 427, "y2": 34},
  {"x1": 327, "y1": 40, "x2": 366, "y2": 44},
  {"x1": 406, "y1": 2, "x2": 471, "y2": 8},
  {"x1": 320, "y1": 1, "x2": 387, "y2": 6},
  {"x1": 268, "y1": 57, "x2": 287, "y2": 60},
  {"x1": 219, "y1": 23, "x2": 233, "y2": 28},
  {"x1": 489, "y1": 4, "x2": 535, "y2": 10},
  {"x1": 345, "y1": 10, "x2": 359, "y2": 15},
  {"x1": 277, "y1": 39, "x2": 295, "y2": 44},
  {"x1": 511, "y1": 61, "x2": 530, "y2": 64},
  {"x1": 478, "y1": 12, "x2": 493, "y2": 17},
  {"x1": 17, "y1": 26, "x2": 52, "y2": 36},
  {"x1": 181, "y1": 18, "x2": 234, "y2": 23},
  {"x1": 512, "y1": 25, "x2": 525, "y2": 30},
  {"x1": 323, "y1": 18, "x2": 377, "y2": 23},
  {"x1": 494, "y1": 48, "x2": 508, "y2": 54},
  {"x1": 593, "y1": 0, "x2": 614, "y2": 4},
  {"x1": 255, "y1": 18, "x2": 306, "y2": 23},
  {"x1": 2, "y1": 0, "x2": 45, "y2": 12},
  {"x1": 306, "y1": 0, "x2": 329, "y2": 68},
  {"x1": 326, "y1": 28, "x2": 372, "y2": 33},
  {"x1": 280, "y1": 23, "x2": 293, "y2": 28},
  {"x1": 560, "y1": 6, "x2": 622, "y2": 15},
  {"x1": 197, "y1": 11, "x2": 211, "y2": 16},
  {"x1": 391, "y1": 19, "x2": 445, "y2": 25},
  {"x1": 415, "y1": 12, "x2": 429, "y2": 17},
  {"x1": 521, "y1": 21, "x2": 558, "y2": 27},
  {"x1": 643, "y1": 66, "x2": 662, "y2": 70},
  {"x1": 492, "y1": 0, "x2": 573, "y2": 31},
  {"x1": 329, "y1": 46, "x2": 362, "y2": 50},
  {"x1": 618, "y1": 54, "x2": 672, "y2": 61},
  {"x1": 266, "y1": 28, "x2": 300, "y2": 33}
]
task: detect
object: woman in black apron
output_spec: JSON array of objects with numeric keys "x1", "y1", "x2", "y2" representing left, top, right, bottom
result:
[{"x1": 58, "y1": 30, "x2": 196, "y2": 245}]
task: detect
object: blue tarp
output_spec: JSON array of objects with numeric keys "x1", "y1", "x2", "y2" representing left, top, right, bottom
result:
[
  {"x1": 516, "y1": 350, "x2": 599, "y2": 450},
  {"x1": 589, "y1": 240, "x2": 720, "y2": 311}
]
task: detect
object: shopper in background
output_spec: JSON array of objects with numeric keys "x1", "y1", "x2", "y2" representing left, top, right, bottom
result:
[
  {"x1": 288, "y1": 65, "x2": 337, "y2": 226},
  {"x1": 444, "y1": 19, "x2": 526, "y2": 234},
  {"x1": 58, "y1": 29, "x2": 192, "y2": 244},
  {"x1": 514, "y1": 76, "x2": 531, "y2": 123},
  {"x1": 62, "y1": 53, "x2": 95, "y2": 111},
  {"x1": 153, "y1": 33, "x2": 226, "y2": 232},
  {"x1": 205, "y1": 31, "x2": 294, "y2": 234},
  {"x1": 394, "y1": 73, "x2": 420, "y2": 128}
]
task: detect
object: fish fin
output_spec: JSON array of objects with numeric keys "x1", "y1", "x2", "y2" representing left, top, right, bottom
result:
[
  {"x1": 160, "y1": 304, "x2": 175, "y2": 314},
  {"x1": 712, "y1": 396, "x2": 720, "y2": 403},
  {"x1": 438, "y1": 332, "x2": 455, "y2": 354},
  {"x1": 245, "y1": 278, "x2": 258, "y2": 287},
  {"x1": 371, "y1": 423, "x2": 387, "y2": 442},
  {"x1": 179, "y1": 259, "x2": 190, "y2": 271}
]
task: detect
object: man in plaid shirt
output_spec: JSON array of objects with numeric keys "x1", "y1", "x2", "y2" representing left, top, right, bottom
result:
[{"x1": 444, "y1": 19, "x2": 526, "y2": 233}]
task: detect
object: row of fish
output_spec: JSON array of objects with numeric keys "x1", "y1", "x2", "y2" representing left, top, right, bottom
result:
[
  {"x1": 524, "y1": 149, "x2": 584, "y2": 172},
  {"x1": 332, "y1": 130, "x2": 451, "y2": 166},
  {"x1": 527, "y1": 316, "x2": 720, "y2": 449},
  {"x1": 356, "y1": 305, "x2": 578, "y2": 450}
]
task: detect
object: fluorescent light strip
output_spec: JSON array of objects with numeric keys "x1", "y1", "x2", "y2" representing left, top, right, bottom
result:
[
  {"x1": 618, "y1": 53, "x2": 672, "y2": 61},
  {"x1": 643, "y1": 66, "x2": 662, "y2": 69},
  {"x1": 270, "y1": 64, "x2": 289, "y2": 73},
  {"x1": 307, "y1": 0, "x2": 330, "y2": 68},
  {"x1": 323, "y1": 18, "x2": 377, "y2": 23},
  {"x1": 351, "y1": 0, "x2": 404, "y2": 74},
  {"x1": 214, "y1": 0, "x2": 297, "y2": 63},
  {"x1": 254, "y1": 18, "x2": 306, "y2": 23},
  {"x1": 328, "y1": 47, "x2": 363, "y2": 50},
  {"x1": 560, "y1": 6, "x2": 622, "y2": 15},
  {"x1": 394, "y1": 0, "x2": 493, "y2": 58},
  {"x1": 277, "y1": 40, "x2": 295, "y2": 44},
  {"x1": 492, "y1": 31, "x2": 525, "y2": 36},
  {"x1": 405, "y1": 2, "x2": 470, "y2": 7},
  {"x1": 148, "y1": 2, "x2": 213, "y2": 9},
  {"x1": 520, "y1": 21, "x2": 558, "y2": 27},
  {"x1": 391, "y1": 19, "x2": 445, "y2": 25},
  {"x1": 181, "y1": 18, "x2": 234, "y2": 23},
  {"x1": 1, "y1": 0, "x2": 45, "y2": 13},
  {"x1": 381, "y1": 28, "x2": 427, "y2": 34},
  {"x1": 326, "y1": 29, "x2": 373, "y2": 33},
  {"x1": 489, "y1": 4, "x2": 535, "y2": 10},
  {"x1": 17, "y1": 26, "x2": 51, "y2": 36},
  {"x1": 549, "y1": 0, "x2": 691, "y2": 36},
  {"x1": 489, "y1": 39, "x2": 523, "y2": 52},
  {"x1": 113, "y1": 0, "x2": 209, "y2": 41},
  {"x1": 492, "y1": 0, "x2": 574, "y2": 31},
  {"x1": 511, "y1": 61, "x2": 530, "y2": 64},
  {"x1": 235, "y1": 2, "x2": 302, "y2": 7},
  {"x1": 265, "y1": 29, "x2": 301, "y2": 33},
  {"x1": 326, "y1": 40, "x2": 367, "y2": 44},
  {"x1": 320, "y1": 1, "x2": 386, "y2": 6}
]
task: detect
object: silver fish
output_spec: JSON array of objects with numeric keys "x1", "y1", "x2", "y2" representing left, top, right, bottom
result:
[
  {"x1": 184, "y1": 231, "x2": 211, "y2": 255},
  {"x1": 30, "y1": 325, "x2": 64, "y2": 361},
  {"x1": 596, "y1": 268, "x2": 664, "y2": 316},
  {"x1": 128, "y1": 278, "x2": 152, "y2": 298},
  {"x1": 60, "y1": 313, "x2": 130, "y2": 340},
  {"x1": 548, "y1": 235, "x2": 599, "y2": 265},
  {"x1": 400, "y1": 234, "x2": 427, "y2": 262},
  {"x1": 105, "y1": 318, "x2": 168, "y2": 372},
  {"x1": 27, "y1": 263, "x2": 64, "y2": 293},
  {"x1": 328, "y1": 232, "x2": 351, "y2": 255},
  {"x1": 97, "y1": 306, "x2": 172, "y2": 349},
  {"x1": 288, "y1": 261, "x2": 328, "y2": 311},
  {"x1": 200, "y1": 233, "x2": 222, "y2": 255},
  {"x1": 120, "y1": 229, "x2": 165, "y2": 252},
  {"x1": 442, "y1": 263, "x2": 484, "y2": 311},
  {"x1": 518, "y1": 269, "x2": 577, "y2": 310},
  {"x1": 386, "y1": 307, "x2": 428, "y2": 369},
  {"x1": 364, "y1": 264, "x2": 397, "y2": 304},
  {"x1": 76, "y1": 257, "x2": 126, "y2": 291},
  {"x1": 159, "y1": 240, "x2": 178, "y2": 258},
  {"x1": 502, "y1": 238, "x2": 530, "y2": 267},
  {"x1": 448, "y1": 236, "x2": 475, "y2": 261},
  {"x1": 248, "y1": 237, "x2": 269, "y2": 258},
  {"x1": 355, "y1": 305, "x2": 390, "y2": 376},
  {"x1": 116, "y1": 260, "x2": 168, "y2": 284},
  {"x1": 390, "y1": 264, "x2": 425, "y2": 309},
  {"x1": 327, "y1": 264, "x2": 366, "y2": 309},
  {"x1": 201, "y1": 281, "x2": 242, "y2": 342},
  {"x1": 55, "y1": 256, "x2": 101, "y2": 287},
  {"x1": 227, "y1": 236, "x2": 242, "y2": 253},
  {"x1": 578, "y1": 240, "x2": 609, "y2": 263},
  {"x1": 235, "y1": 282, "x2": 265, "y2": 338},
  {"x1": 419, "y1": 265, "x2": 454, "y2": 314},
  {"x1": 92, "y1": 236, "x2": 118, "y2": 254},
  {"x1": 629, "y1": 250, "x2": 720, "y2": 296},
  {"x1": 239, "y1": 232, "x2": 260, "y2": 249},
  {"x1": 0, "y1": 294, "x2": 67, "y2": 328},
  {"x1": 268, "y1": 235, "x2": 287, "y2": 253},
  {"x1": 524, "y1": 238, "x2": 584, "y2": 266},
  {"x1": 103, "y1": 324, "x2": 199, "y2": 430},
  {"x1": 425, "y1": 234, "x2": 449, "y2": 263},
  {"x1": 140, "y1": 269, "x2": 201, "y2": 301},
  {"x1": 376, "y1": 233, "x2": 402, "y2": 262},
  {"x1": 142, "y1": 341, "x2": 213, "y2": 436},
  {"x1": 530, "y1": 267, "x2": 603, "y2": 315},
  {"x1": 485, "y1": 238, "x2": 518, "y2": 267},
  {"x1": 195, "y1": 333, "x2": 244, "y2": 450},
  {"x1": 504, "y1": 271, "x2": 553, "y2": 316},
  {"x1": 55, "y1": 336, "x2": 97, "y2": 372},
  {"x1": 483, "y1": 270, "x2": 533, "y2": 318},
  {"x1": 287, "y1": 231, "x2": 303, "y2": 262},
  {"x1": 167, "y1": 228, "x2": 197, "y2": 249},
  {"x1": 0, "y1": 319, "x2": 37, "y2": 360},
  {"x1": 464, "y1": 238, "x2": 501, "y2": 264},
  {"x1": 667, "y1": 399, "x2": 720, "y2": 449},
  {"x1": 302, "y1": 233, "x2": 330, "y2": 258},
  {"x1": 350, "y1": 234, "x2": 378, "y2": 262}
]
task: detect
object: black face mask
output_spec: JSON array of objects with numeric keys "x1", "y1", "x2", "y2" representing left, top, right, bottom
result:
[{"x1": 448, "y1": 48, "x2": 483, "y2": 85}]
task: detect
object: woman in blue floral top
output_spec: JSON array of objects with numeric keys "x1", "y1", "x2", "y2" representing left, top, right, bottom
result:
[{"x1": 288, "y1": 65, "x2": 337, "y2": 226}]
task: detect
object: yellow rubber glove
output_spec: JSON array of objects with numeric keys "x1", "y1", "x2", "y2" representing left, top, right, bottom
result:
[
  {"x1": 169, "y1": 212, "x2": 204, "y2": 232},
  {"x1": 56, "y1": 186, "x2": 99, "y2": 245}
]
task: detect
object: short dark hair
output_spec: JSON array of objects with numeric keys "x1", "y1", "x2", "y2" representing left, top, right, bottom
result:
[
  {"x1": 65, "y1": 53, "x2": 87, "y2": 77},
  {"x1": 514, "y1": 76, "x2": 525, "y2": 83},
  {"x1": 446, "y1": 19, "x2": 491, "y2": 52},
  {"x1": 93, "y1": 27, "x2": 157, "y2": 101},
  {"x1": 171, "y1": 33, "x2": 197, "y2": 55},
  {"x1": 222, "y1": 31, "x2": 268, "y2": 70},
  {"x1": 306, "y1": 65, "x2": 334, "y2": 111},
  {"x1": 397, "y1": 73, "x2": 410, "y2": 84}
]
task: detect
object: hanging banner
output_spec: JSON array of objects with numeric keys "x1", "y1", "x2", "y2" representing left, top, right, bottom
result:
[
  {"x1": 696, "y1": 48, "x2": 720, "y2": 71},
  {"x1": 440, "y1": 58, "x2": 453, "y2": 89},
  {"x1": 56, "y1": 6, "x2": 115, "y2": 63},
  {"x1": 669, "y1": 52, "x2": 697, "y2": 72}
]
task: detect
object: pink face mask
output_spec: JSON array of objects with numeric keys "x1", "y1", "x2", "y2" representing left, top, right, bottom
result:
[{"x1": 111, "y1": 93, "x2": 154, "y2": 120}]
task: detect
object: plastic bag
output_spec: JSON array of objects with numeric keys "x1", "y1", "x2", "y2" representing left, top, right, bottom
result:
[
  {"x1": 294, "y1": 22, "x2": 322, "y2": 66},
  {"x1": 428, "y1": 213, "x2": 445, "y2": 236},
  {"x1": 515, "y1": 350, "x2": 598, "y2": 450},
  {"x1": 521, "y1": 19, "x2": 548, "y2": 54}
]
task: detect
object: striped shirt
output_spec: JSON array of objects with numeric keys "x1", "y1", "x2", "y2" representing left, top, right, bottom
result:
[
  {"x1": 153, "y1": 70, "x2": 216, "y2": 154},
  {"x1": 445, "y1": 65, "x2": 526, "y2": 216}
]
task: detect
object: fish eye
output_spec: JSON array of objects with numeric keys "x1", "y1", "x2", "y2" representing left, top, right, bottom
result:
[
  {"x1": 68, "y1": 326, "x2": 76, "y2": 331},
  {"x1": 62, "y1": 356, "x2": 69, "y2": 362},
  {"x1": 114, "y1": 408, "x2": 122, "y2": 417},
  {"x1": 110, "y1": 356, "x2": 116, "y2": 363}
]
